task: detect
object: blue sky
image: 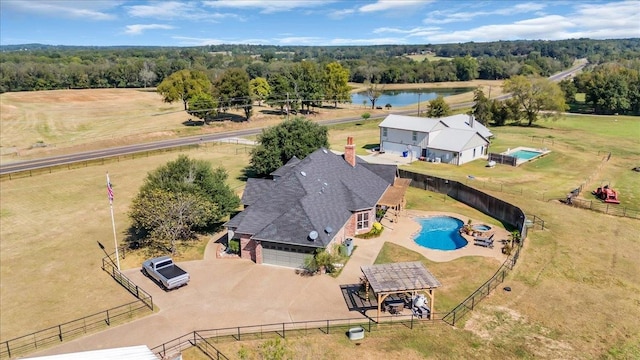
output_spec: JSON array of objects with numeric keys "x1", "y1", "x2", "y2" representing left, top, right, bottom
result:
[{"x1": 1, "y1": 1, "x2": 639, "y2": 46}]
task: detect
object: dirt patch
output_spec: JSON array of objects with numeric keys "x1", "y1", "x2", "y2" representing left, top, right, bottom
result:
[{"x1": 465, "y1": 305, "x2": 577, "y2": 359}]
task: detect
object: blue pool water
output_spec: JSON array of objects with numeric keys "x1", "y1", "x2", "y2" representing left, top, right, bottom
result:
[
  {"x1": 414, "y1": 216, "x2": 468, "y2": 251},
  {"x1": 510, "y1": 150, "x2": 542, "y2": 160}
]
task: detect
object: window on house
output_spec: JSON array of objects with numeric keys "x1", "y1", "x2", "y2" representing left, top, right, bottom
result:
[
  {"x1": 382, "y1": 128, "x2": 387, "y2": 137},
  {"x1": 357, "y1": 212, "x2": 370, "y2": 230},
  {"x1": 412, "y1": 131, "x2": 417, "y2": 141}
]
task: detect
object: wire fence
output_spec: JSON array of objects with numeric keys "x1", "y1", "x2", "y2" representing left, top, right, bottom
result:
[{"x1": 0, "y1": 142, "x2": 255, "y2": 181}]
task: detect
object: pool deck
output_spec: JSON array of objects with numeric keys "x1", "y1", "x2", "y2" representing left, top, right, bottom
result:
[{"x1": 379, "y1": 210, "x2": 509, "y2": 263}]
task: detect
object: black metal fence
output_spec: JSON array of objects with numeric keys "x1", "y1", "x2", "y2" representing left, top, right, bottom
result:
[
  {"x1": 0, "y1": 301, "x2": 151, "y2": 359},
  {"x1": 0, "y1": 256, "x2": 154, "y2": 360},
  {"x1": 151, "y1": 314, "x2": 442, "y2": 359},
  {"x1": 488, "y1": 152, "x2": 517, "y2": 166},
  {"x1": 101, "y1": 256, "x2": 154, "y2": 310}
]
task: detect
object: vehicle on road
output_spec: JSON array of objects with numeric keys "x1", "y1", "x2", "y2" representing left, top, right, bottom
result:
[{"x1": 141, "y1": 256, "x2": 190, "y2": 290}]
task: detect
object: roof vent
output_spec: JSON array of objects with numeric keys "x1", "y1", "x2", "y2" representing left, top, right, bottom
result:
[
  {"x1": 324, "y1": 226, "x2": 333, "y2": 234},
  {"x1": 300, "y1": 171, "x2": 306, "y2": 176},
  {"x1": 308, "y1": 231, "x2": 318, "y2": 241}
]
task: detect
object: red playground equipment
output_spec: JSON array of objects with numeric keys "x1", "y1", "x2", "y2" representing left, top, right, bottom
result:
[{"x1": 592, "y1": 185, "x2": 620, "y2": 204}]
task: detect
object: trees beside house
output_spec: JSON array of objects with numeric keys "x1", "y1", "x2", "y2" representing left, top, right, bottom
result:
[
  {"x1": 129, "y1": 155, "x2": 240, "y2": 254},
  {"x1": 250, "y1": 117, "x2": 329, "y2": 176},
  {"x1": 425, "y1": 96, "x2": 451, "y2": 118},
  {"x1": 503, "y1": 75, "x2": 567, "y2": 126}
]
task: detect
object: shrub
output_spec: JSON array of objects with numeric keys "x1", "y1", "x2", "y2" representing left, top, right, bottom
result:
[
  {"x1": 356, "y1": 223, "x2": 384, "y2": 239},
  {"x1": 228, "y1": 238, "x2": 240, "y2": 253},
  {"x1": 361, "y1": 112, "x2": 371, "y2": 120}
]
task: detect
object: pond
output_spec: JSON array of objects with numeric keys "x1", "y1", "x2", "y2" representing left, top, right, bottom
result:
[{"x1": 351, "y1": 87, "x2": 475, "y2": 107}]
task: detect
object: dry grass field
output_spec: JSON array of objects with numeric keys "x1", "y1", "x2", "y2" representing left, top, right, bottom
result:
[{"x1": 1, "y1": 87, "x2": 639, "y2": 359}]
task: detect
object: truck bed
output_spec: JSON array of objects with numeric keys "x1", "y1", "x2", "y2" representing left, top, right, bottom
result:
[{"x1": 157, "y1": 265, "x2": 187, "y2": 279}]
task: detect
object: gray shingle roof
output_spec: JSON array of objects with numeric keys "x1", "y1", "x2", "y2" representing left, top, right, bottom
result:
[
  {"x1": 228, "y1": 148, "x2": 396, "y2": 247},
  {"x1": 241, "y1": 178, "x2": 276, "y2": 206},
  {"x1": 270, "y1": 156, "x2": 301, "y2": 177}
]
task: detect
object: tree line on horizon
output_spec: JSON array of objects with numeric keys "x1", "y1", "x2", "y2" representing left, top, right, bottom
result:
[{"x1": 1, "y1": 38, "x2": 638, "y2": 115}]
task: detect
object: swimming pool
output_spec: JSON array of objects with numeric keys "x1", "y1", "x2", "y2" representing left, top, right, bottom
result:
[
  {"x1": 414, "y1": 216, "x2": 468, "y2": 251},
  {"x1": 510, "y1": 149, "x2": 542, "y2": 160}
]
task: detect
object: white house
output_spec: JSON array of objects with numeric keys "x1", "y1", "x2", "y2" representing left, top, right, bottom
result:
[{"x1": 378, "y1": 114, "x2": 492, "y2": 165}]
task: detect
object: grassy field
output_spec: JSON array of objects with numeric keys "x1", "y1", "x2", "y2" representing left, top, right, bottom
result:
[{"x1": 1, "y1": 89, "x2": 639, "y2": 358}]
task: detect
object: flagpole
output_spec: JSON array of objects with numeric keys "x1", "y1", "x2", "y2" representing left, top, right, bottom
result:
[{"x1": 107, "y1": 173, "x2": 120, "y2": 271}]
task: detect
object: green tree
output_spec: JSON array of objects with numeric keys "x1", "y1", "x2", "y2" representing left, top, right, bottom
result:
[
  {"x1": 129, "y1": 155, "x2": 240, "y2": 254},
  {"x1": 289, "y1": 61, "x2": 323, "y2": 113},
  {"x1": 425, "y1": 96, "x2": 451, "y2": 118},
  {"x1": 156, "y1": 69, "x2": 211, "y2": 110},
  {"x1": 472, "y1": 89, "x2": 492, "y2": 125},
  {"x1": 266, "y1": 73, "x2": 292, "y2": 114},
  {"x1": 214, "y1": 68, "x2": 252, "y2": 120},
  {"x1": 323, "y1": 62, "x2": 351, "y2": 108},
  {"x1": 250, "y1": 117, "x2": 329, "y2": 176},
  {"x1": 559, "y1": 78, "x2": 577, "y2": 104},
  {"x1": 503, "y1": 75, "x2": 567, "y2": 126},
  {"x1": 453, "y1": 55, "x2": 479, "y2": 81},
  {"x1": 249, "y1": 77, "x2": 271, "y2": 106},
  {"x1": 188, "y1": 92, "x2": 217, "y2": 122}
]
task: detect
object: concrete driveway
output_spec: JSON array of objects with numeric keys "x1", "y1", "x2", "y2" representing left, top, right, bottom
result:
[
  {"x1": 31, "y1": 210, "x2": 505, "y2": 357},
  {"x1": 30, "y1": 233, "x2": 376, "y2": 357}
]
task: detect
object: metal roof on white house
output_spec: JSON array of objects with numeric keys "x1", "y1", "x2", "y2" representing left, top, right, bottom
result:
[
  {"x1": 378, "y1": 114, "x2": 444, "y2": 133},
  {"x1": 24, "y1": 345, "x2": 158, "y2": 360},
  {"x1": 428, "y1": 128, "x2": 480, "y2": 152},
  {"x1": 439, "y1": 114, "x2": 493, "y2": 139}
]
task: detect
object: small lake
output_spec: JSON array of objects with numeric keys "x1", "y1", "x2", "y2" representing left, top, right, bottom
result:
[{"x1": 351, "y1": 87, "x2": 474, "y2": 107}]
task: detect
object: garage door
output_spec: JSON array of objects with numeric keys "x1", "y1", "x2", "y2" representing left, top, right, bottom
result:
[
  {"x1": 262, "y1": 243, "x2": 314, "y2": 268},
  {"x1": 382, "y1": 142, "x2": 421, "y2": 158}
]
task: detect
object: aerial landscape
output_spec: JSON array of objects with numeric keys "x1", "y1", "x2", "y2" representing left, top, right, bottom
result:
[{"x1": 1, "y1": 1, "x2": 639, "y2": 359}]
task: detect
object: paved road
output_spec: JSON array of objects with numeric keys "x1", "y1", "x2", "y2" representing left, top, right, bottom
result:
[{"x1": 0, "y1": 61, "x2": 587, "y2": 176}]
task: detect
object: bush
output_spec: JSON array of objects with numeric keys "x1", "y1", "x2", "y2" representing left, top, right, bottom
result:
[
  {"x1": 361, "y1": 112, "x2": 371, "y2": 120},
  {"x1": 356, "y1": 222, "x2": 384, "y2": 239},
  {"x1": 228, "y1": 238, "x2": 240, "y2": 253}
]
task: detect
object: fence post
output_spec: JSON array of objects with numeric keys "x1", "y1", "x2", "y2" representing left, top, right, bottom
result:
[
  {"x1": 282, "y1": 322, "x2": 286, "y2": 338},
  {"x1": 326, "y1": 320, "x2": 329, "y2": 334},
  {"x1": 5, "y1": 340, "x2": 10, "y2": 358},
  {"x1": 106, "y1": 310, "x2": 110, "y2": 325},
  {"x1": 237, "y1": 327, "x2": 240, "y2": 341},
  {"x1": 471, "y1": 296, "x2": 475, "y2": 310},
  {"x1": 58, "y1": 324, "x2": 63, "y2": 341},
  {"x1": 410, "y1": 313, "x2": 414, "y2": 329},
  {"x1": 452, "y1": 311, "x2": 456, "y2": 326}
]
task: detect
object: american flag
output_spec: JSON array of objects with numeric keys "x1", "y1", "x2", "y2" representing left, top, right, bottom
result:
[{"x1": 106, "y1": 173, "x2": 114, "y2": 204}]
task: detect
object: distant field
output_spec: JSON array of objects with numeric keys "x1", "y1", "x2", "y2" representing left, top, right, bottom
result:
[{"x1": 403, "y1": 54, "x2": 453, "y2": 62}]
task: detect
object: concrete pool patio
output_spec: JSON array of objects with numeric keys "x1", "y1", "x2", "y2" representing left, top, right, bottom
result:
[{"x1": 30, "y1": 210, "x2": 509, "y2": 357}]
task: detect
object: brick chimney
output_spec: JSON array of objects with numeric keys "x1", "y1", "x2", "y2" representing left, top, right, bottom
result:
[{"x1": 344, "y1": 136, "x2": 356, "y2": 167}]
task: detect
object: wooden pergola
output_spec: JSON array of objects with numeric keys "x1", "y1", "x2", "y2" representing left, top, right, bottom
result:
[
  {"x1": 361, "y1": 261, "x2": 441, "y2": 322},
  {"x1": 378, "y1": 178, "x2": 411, "y2": 223}
]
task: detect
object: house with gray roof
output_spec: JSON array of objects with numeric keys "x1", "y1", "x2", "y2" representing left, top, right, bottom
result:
[
  {"x1": 378, "y1": 114, "x2": 492, "y2": 165},
  {"x1": 225, "y1": 137, "x2": 400, "y2": 268}
]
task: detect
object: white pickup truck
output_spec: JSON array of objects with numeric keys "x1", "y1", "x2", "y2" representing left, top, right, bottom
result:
[{"x1": 141, "y1": 256, "x2": 190, "y2": 290}]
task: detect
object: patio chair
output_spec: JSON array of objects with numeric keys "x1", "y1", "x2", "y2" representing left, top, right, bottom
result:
[
  {"x1": 474, "y1": 233, "x2": 494, "y2": 243},
  {"x1": 474, "y1": 238, "x2": 494, "y2": 248}
]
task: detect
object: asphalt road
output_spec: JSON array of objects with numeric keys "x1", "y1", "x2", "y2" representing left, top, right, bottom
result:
[{"x1": 0, "y1": 61, "x2": 587, "y2": 176}]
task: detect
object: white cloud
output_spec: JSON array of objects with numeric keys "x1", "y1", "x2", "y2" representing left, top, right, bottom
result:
[
  {"x1": 127, "y1": 1, "x2": 242, "y2": 21},
  {"x1": 329, "y1": 8, "x2": 355, "y2": 19},
  {"x1": 373, "y1": 26, "x2": 440, "y2": 35},
  {"x1": 329, "y1": 37, "x2": 410, "y2": 45},
  {"x1": 3, "y1": 0, "x2": 118, "y2": 20},
  {"x1": 125, "y1": 24, "x2": 174, "y2": 35},
  {"x1": 202, "y1": 0, "x2": 335, "y2": 14},
  {"x1": 359, "y1": 0, "x2": 432, "y2": 13},
  {"x1": 277, "y1": 36, "x2": 324, "y2": 45},
  {"x1": 424, "y1": 2, "x2": 547, "y2": 24},
  {"x1": 422, "y1": 1, "x2": 640, "y2": 43}
]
